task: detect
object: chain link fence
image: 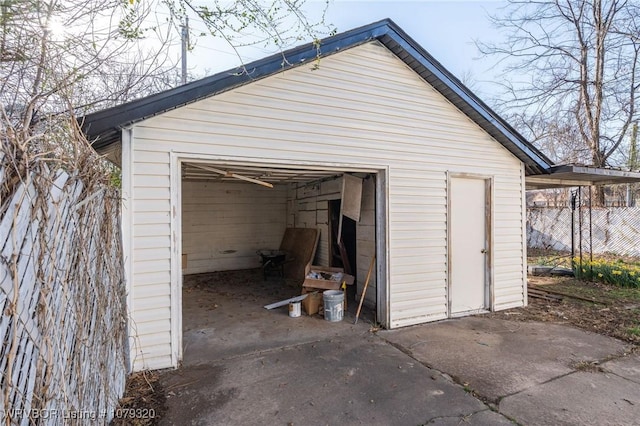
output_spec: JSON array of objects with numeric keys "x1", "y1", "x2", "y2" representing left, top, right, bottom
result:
[{"x1": 528, "y1": 205, "x2": 640, "y2": 258}]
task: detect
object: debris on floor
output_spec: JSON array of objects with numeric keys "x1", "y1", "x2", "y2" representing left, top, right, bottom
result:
[
  {"x1": 302, "y1": 265, "x2": 354, "y2": 291},
  {"x1": 263, "y1": 294, "x2": 308, "y2": 310},
  {"x1": 527, "y1": 287, "x2": 563, "y2": 302},
  {"x1": 301, "y1": 291, "x2": 322, "y2": 315}
]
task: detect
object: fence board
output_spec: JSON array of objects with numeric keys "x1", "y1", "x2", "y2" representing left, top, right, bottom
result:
[
  {"x1": 1, "y1": 181, "x2": 39, "y2": 255},
  {"x1": 1, "y1": 160, "x2": 126, "y2": 425}
]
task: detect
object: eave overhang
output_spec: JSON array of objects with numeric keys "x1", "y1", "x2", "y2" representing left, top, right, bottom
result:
[
  {"x1": 80, "y1": 19, "x2": 553, "y2": 175},
  {"x1": 526, "y1": 164, "x2": 640, "y2": 189}
]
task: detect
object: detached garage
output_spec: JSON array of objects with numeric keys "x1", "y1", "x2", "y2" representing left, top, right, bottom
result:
[{"x1": 83, "y1": 19, "x2": 555, "y2": 371}]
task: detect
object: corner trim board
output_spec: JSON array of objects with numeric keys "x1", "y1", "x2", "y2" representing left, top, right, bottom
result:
[
  {"x1": 170, "y1": 151, "x2": 182, "y2": 367},
  {"x1": 121, "y1": 127, "x2": 134, "y2": 372}
]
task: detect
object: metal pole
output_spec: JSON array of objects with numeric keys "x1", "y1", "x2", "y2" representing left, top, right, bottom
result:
[
  {"x1": 578, "y1": 186, "x2": 583, "y2": 274},
  {"x1": 589, "y1": 186, "x2": 594, "y2": 276},
  {"x1": 570, "y1": 189, "x2": 577, "y2": 272},
  {"x1": 181, "y1": 16, "x2": 189, "y2": 85}
]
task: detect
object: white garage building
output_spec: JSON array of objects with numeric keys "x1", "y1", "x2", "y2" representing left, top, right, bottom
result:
[{"x1": 83, "y1": 20, "x2": 627, "y2": 372}]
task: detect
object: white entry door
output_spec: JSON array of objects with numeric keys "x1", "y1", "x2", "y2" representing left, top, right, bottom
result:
[{"x1": 449, "y1": 176, "x2": 489, "y2": 315}]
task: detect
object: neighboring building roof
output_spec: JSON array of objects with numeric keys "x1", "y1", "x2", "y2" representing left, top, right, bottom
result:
[{"x1": 81, "y1": 18, "x2": 554, "y2": 174}]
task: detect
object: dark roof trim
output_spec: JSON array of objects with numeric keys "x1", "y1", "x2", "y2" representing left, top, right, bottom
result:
[
  {"x1": 81, "y1": 19, "x2": 553, "y2": 174},
  {"x1": 82, "y1": 20, "x2": 388, "y2": 149},
  {"x1": 378, "y1": 25, "x2": 552, "y2": 174}
]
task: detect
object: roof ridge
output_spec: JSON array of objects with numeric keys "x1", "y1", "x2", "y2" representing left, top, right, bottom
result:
[{"x1": 80, "y1": 19, "x2": 553, "y2": 174}]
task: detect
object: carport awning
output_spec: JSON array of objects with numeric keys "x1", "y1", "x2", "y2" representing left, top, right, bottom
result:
[{"x1": 526, "y1": 165, "x2": 640, "y2": 189}]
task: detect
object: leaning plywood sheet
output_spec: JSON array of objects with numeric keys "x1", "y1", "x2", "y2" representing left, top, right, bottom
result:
[
  {"x1": 337, "y1": 174, "x2": 363, "y2": 243},
  {"x1": 341, "y1": 174, "x2": 363, "y2": 222},
  {"x1": 280, "y1": 228, "x2": 320, "y2": 281}
]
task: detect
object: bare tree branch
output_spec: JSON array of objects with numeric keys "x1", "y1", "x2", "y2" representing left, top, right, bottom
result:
[{"x1": 479, "y1": 0, "x2": 640, "y2": 174}]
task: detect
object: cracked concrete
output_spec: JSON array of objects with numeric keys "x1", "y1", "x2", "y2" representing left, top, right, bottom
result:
[
  {"x1": 160, "y1": 274, "x2": 638, "y2": 425},
  {"x1": 499, "y1": 370, "x2": 640, "y2": 426},
  {"x1": 424, "y1": 410, "x2": 514, "y2": 425},
  {"x1": 383, "y1": 316, "x2": 640, "y2": 426},
  {"x1": 161, "y1": 274, "x2": 514, "y2": 425},
  {"x1": 161, "y1": 335, "x2": 513, "y2": 425},
  {"x1": 602, "y1": 353, "x2": 640, "y2": 385}
]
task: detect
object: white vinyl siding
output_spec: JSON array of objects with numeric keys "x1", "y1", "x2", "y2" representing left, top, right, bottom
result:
[
  {"x1": 129, "y1": 145, "x2": 172, "y2": 371},
  {"x1": 356, "y1": 177, "x2": 377, "y2": 308},
  {"x1": 129, "y1": 41, "x2": 526, "y2": 370},
  {"x1": 181, "y1": 181, "x2": 287, "y2": 274},
  {"x1": 287, "y1": 177, "x2": 342, "y2": 267}
]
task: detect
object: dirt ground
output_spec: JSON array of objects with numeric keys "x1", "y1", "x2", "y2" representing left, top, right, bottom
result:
[
  {"x1": 109, "y1": 273, "x2": 640, "y2": 425},
  {"x1": 110, "y1": 371, "x2": 166, "y2": 426},
  {"x1": 490, "y1": 276, "x2": 640, "y2": 346}
]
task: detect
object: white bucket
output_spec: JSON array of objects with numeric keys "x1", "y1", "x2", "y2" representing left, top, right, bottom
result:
[
  {"x1": 323, "y1": 290, "x2": 344, "y2": 322},
  {"x1": 288, "y1": 301, "x2": 301, "y2": 318}
]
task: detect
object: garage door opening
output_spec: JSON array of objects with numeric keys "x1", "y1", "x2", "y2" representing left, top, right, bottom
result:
[{"x1": 177, "y1": 160, "x2": 386, "y2": 365}]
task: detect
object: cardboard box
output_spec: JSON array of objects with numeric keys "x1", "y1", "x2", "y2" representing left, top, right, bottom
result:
[
  {"x1": 302, "y1": 265, "x2": 354, "y2": 291},
  {"x1": 301, "y1": 291, "x2": 323, "y2": 315}
]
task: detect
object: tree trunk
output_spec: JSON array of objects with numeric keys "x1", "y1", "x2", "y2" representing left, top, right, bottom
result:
[{"x1": 592, "y1": 185, "x2": 605, "y2": 207}]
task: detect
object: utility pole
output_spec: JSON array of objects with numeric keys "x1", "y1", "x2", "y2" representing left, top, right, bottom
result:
[{"x1": 181, "y1": 16, "x2": 189, "y2": 85}]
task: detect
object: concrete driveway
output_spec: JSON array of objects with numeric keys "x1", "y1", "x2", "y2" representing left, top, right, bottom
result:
[
  {"x1": 381, "y1": 317, "x2": 639, "y2": 426},
  {"x1": 160, "y1": 313, "x2": 639, "y2": 425}
]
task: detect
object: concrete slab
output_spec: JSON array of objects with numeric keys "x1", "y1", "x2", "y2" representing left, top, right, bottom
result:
[
  {"x1": 426, "y1": 409, "x2": 514, "y2": 425},
  {"x1": 602, "y1": 353, "x2": 640, "y2": 385},
  {"x1": 160, "y1": 336, "x2": 509, "y2": 426},
  {"x1": 380, "y1": 316, "x2": 630, "y2": 402},
  {"x1": 170, "y1": 273, "x2": 639, "y2": 426},
  {"x1": 182, "y1": 270, "x2": 376, "y2": 365},
  {"x1": 183, "y1": 312, "x2": 370, "y2": 365},
  {"x1": 499, "y1": 371, "x2": 640, "y2": 426}
]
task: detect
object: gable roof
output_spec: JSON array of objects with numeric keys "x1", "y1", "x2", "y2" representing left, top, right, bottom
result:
[{"x1": 81, "y1": 18, "x2": 553, "y2": 175}]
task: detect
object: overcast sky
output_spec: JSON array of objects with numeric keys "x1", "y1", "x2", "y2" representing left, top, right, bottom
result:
[{"x1": 183, "y1": 1, "x2": 508, "y2": 98}]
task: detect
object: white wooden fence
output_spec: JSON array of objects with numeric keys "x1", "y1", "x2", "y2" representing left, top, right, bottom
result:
[
  {"x1": 528, "y1": 206, "x2": 640, "y2": 257},
  {"x1": 0, "y1": 151, "x2": 127, "y2": 425}
]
